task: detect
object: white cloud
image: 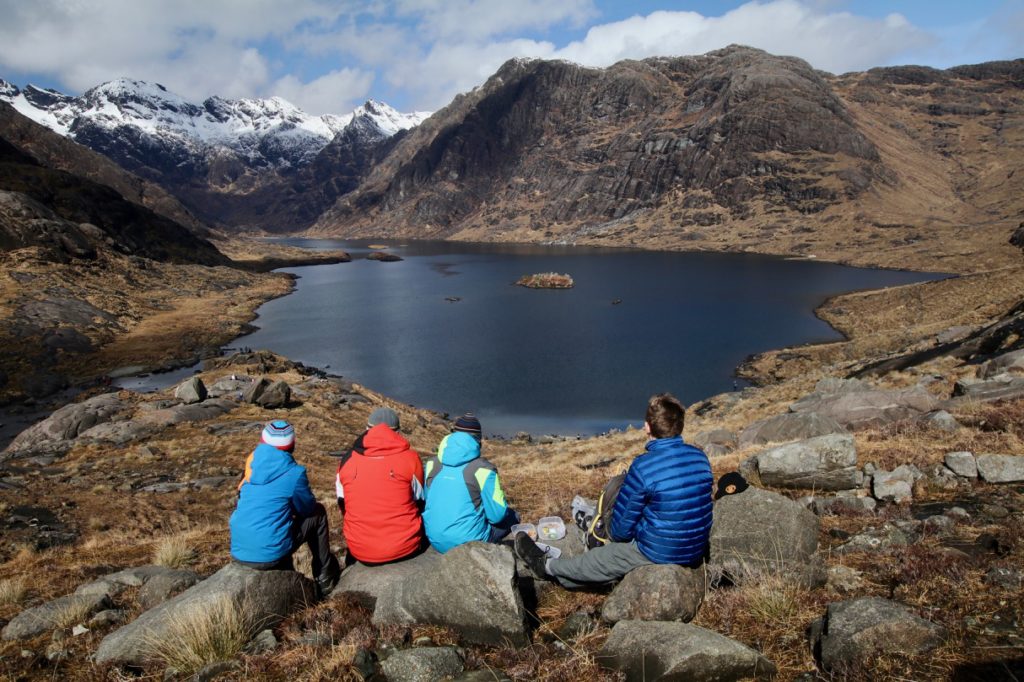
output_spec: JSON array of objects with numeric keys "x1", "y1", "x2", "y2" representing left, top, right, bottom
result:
[{"x1": 271, "y1": 68, "x2": 374, "y2": 114}]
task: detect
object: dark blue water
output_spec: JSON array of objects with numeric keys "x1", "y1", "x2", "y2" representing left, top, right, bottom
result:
[{"x1": 234, "y1": 240, "x2": 944, "y2": 437}]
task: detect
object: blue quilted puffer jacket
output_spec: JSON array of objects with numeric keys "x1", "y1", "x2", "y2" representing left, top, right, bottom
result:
[{"x1": 609, "y1": 435, "x2": 713, "y2": 565}]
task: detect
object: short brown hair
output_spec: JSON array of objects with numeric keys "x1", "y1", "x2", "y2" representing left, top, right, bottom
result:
[{"x1": 645, "y1": 393, "x2": 685, "y2": 439}]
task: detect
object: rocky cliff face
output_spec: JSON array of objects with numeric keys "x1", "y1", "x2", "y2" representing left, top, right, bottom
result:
[{"x1": 313, "y1": 46, "x2": 1024, "y2": 272}]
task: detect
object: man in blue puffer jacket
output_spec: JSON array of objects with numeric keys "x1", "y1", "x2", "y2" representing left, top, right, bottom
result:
[
  {"x1": 422, "y1": 413, "x2": 520, "y2": 553},
  {"x1": 516, "y1": 394, "x2": 712, "y2": 588},
  {"x1": 230, "y1": 420, "x2": 340, "y2": 597}
]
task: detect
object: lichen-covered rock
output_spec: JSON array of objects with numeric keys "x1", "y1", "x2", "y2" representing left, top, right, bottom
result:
[
  {"x1": 871, "y1": 465, "x2": 922, "y2": 503},
  {"x1": 944, "y1": 451, "x2": 977, "y2": 479},
  {"x1": 599, "y1": 620, "x2": 776, "y2": 681},
  {"x1": 380, "y1": 647, "x2": 464, "y2": 682},
  {"x1": 709, "y1": 487, "x2": 825, "y2": 587},
  {"x1": 814, "y1": 597, "x2": 946, "y2": 671},
  {"x1": 750, "y1": 434, "x2": 860, "y2": 490},
  {"x1": 739, "y1": 412, "x2": 847, "y2": 447},
  {"x1": 976, "y1": 454, "x2": 1024, "y2": 483},
  {"x1": 601, "y1": 564, "x2": 705, "y2": 624},
  {"x1": 331, "y1": 548, "x2": 442, "y2": 610},
  {"x1": 372, "y1": 543, "x2": 528, "y2": 646},
  {"x1": 2, "y1": 593, "x2": 112, "y2": 640},
  {"x1": 173, "y1": 376, "x2": 207, "y2": 404}
]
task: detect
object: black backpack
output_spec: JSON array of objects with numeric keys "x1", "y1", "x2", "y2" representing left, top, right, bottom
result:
[{"x1": 585, "y1": 472, "x2": 626, "y2": 549}]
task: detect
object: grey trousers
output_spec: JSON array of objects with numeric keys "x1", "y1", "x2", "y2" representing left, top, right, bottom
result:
[{"x1": 546, "y1": 540, "x2": 653, "y2": 589}]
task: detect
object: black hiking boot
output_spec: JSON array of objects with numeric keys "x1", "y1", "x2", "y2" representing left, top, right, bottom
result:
[
  {"x1": 514, "y1": 532, "x2": 551, "y2": 580},
  {"x1": 316, "y1": 554, "x2": 341, "y2": 599}
]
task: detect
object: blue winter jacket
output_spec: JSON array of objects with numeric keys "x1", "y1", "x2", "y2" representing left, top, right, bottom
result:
[
  {"x1": 422, "y1": 432, "x2": 511, "y2": 553},
  {"x1": 229, "y1": 442, "x2": 316, "y2": 563},
  {"x1": 610, "y1": 436, "x2": 713, "y2": 565}
]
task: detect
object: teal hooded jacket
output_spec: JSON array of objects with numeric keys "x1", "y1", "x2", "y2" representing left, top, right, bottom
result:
[{"x1": 422, "y1": 432, "x2": 509, "y2": 553}]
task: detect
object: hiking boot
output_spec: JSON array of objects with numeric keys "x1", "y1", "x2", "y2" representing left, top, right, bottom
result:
[
  {"x1": 514, "y1": 532, "x2": 551, "y2": 580},
  {"x1": 316, "y1": 554, "x2": 341, "y2": 599}
]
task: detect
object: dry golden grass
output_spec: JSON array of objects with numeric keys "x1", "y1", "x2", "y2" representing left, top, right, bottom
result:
[
  {"x1": 153, "y1": 534, "x2": 199, "y2": 569},
  {"x1": 0, "y1": 576, "x2": 27, "y2": 607},
  {"x1": 52, "y1": 596, "x2": 103, "y2": 630},
  {"x1": 142, "y1": 594, "x2": 259, "y2": 676}
]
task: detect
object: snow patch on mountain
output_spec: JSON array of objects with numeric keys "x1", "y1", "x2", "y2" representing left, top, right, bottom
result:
[{"x1": 0, "y1": 77, "x2": 430, "y2": 168}]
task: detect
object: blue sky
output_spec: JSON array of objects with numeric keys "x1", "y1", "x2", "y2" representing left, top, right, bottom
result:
[{"x1": 1, "y1": 1, "x2": 1021, "y2": 115}]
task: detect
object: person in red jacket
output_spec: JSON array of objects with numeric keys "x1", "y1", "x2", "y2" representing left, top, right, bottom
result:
[{"x1": 336, "y1": 407, "x2": 425, "y2": 564}]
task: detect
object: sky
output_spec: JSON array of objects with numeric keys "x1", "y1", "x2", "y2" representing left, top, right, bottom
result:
[{"x1": 0, "y1": 0, "x2": 1021, "y2": 116}]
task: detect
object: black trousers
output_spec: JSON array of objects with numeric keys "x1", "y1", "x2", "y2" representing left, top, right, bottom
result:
[{"x1": 236, "y1": 502, "x2": 335, "y2": 579}]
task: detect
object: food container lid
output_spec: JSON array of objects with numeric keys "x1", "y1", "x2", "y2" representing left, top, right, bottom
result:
[{"x1": 537, "y1": 516, "x2": 566, "y2": 541}]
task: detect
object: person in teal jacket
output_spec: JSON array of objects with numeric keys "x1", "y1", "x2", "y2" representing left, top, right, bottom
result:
[
  {"x1": 422, "y1": 414, "x2": 519, "y2": 553},
  {"x1": 229, "y1": 420, "x2": 340, "y2": 596}
]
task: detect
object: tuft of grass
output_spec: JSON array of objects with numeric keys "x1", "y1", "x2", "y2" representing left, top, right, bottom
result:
[
  {"x1": 0, "y1": 576, "x2": 27, "y2": 606},
  {"x1": 143, "y1": 594, "x2": 258, "y2": 675},
  {"x1": 153, "y1": 534, "x2": 198, "y2": 569},
  {"x1": 52, "y1": 596, "x2": 102, "y2": 629}
]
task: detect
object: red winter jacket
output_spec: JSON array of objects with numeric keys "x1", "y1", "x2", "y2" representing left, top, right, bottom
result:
[{"x1": 336, "y1": 424, "x2": 424, "y2": 563}]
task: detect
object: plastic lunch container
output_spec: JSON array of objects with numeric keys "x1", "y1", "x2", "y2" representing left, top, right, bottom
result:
[
  {"x1": 510, "y1": 523, "x2": 537, "y2": 540},
  {"x1": 537, "y1": 516, "x2": 566, "y2": 541},
  {"x1": 535, "y1": 542, "x2": 562, "y2": 559}
]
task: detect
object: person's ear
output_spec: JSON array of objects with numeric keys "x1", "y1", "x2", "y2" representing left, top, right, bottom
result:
[{"x1": 643, "y1": 421, "x2": 651, "y2": 436}]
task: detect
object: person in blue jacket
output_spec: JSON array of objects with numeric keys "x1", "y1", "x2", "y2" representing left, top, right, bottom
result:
[
  {"x1": 230, "y1": 420, "x2": 340, "y2": 596},
  {"x1": 516, "y1": 393, "x2": 712, "y2": 588},
  {"x1": 422, "y1": 413, "x2": 520, "y2": 553}
]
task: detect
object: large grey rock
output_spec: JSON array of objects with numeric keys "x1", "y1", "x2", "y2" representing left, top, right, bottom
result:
[
  {"x1": 739, "y1": 412, "x2": 847, "y2": 447},
  {"x1": 709, "y1": 487, "x2": 825, "y2": 587},
  {"x1": 871, "y1": 465, "x2": 921, "y2": 503},
  {"x1": 74, "y1": 565, "x2": 196, "y2": 601},
  {"x1": 602, "y1": 564, "x2": 705, "y2": 624},
  {"x1": 691, "y1": 429, "x2": 737, "y2": 452},
  {"x1": 976, "y1": 454, "x2": 1024, "y2": 483},
  {"x1": 978, "y1": 349, "x2": 1024, "y2": 379},
  {"x1": 944, "y1": 451, "x2": 977, "y2": 479},
  {"x1": 599, "y1": 620, "x2": 776, "y2": 681},
  {"x1": 919, "y1": 410, "x2": 960, "y2": 431},
  {"x1": 372, "y1": 543, "x2": 528, "y2": 646},
  {"x1": 815, "y1": 597, "x2": 945, "y2": 671},
  {"x1": 949, "y1": 375, "x2": 1024, "y2": 405},
  {"x1": 790, "y1": 385, "x2": 938, "y2": 430},
  {"x1": 750, "y1": 434, "x2": 860, "y2": 490},
  {"x1": 77, "y1": 420, "x2": 158, "y2": 445},
  {"x1": 380, "y1": 647, "x2": 464, "y2": 682},
  {"x1": 2, "y1": 593, "x2": 112, "y2": 640},
  {"x1": 2, "y1": 393, "x2": 127, "y2": 459},
  {"x1": 242, "y1": 378, "x2": 291, "y2": 408},
  {"x1": 94, "y1": 563, "x2": 315, "y2": 665},
  {"x1": 332, "y1": 549, "x2": 442, "y2": 609},
  {"x1": 207, "y1": 376, "x2": 251, "y2": 398},
  {"x1": 137, "y1": 569, "x2": 201, "y2": 610},
  {"x1": 173, "y1": 376, "x2": 207, "y2": 404}
]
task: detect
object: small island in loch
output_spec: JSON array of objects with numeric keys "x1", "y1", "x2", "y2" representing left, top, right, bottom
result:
[
  {"x1": 516, "y1": 272, "x2": 574, "y2": 289},
  {"x1": 366, "y1": 251, "x2": 403, "y2": 262}
]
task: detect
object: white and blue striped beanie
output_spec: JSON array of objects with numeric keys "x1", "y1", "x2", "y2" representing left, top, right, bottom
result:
[{"x1": 260, "y1": 420, "x2": 295, "y2": 451}]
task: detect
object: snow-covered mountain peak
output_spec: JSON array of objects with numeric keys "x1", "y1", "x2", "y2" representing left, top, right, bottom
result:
[{"x1": 354, "y1": 99, "x2": 432, "y2": 135}]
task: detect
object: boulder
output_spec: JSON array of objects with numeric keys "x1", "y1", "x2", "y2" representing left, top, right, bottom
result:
[
  {"x1": 372, "y1": 543, "x2": 528, "y2": 646},
  {"x1": 380, "y1": 647, "x2": 464, "y2": 682},
  {"x1": 690, "y1": 429, "x2": 737, "y2": 452},
  {"x1": 77, "y1": 420, "x2": 158, "y2": 445},
  {"x1": 919, "y1": 410, "x2": 960, "y2": 431},
  {"x1": 944, "y1": 451, "x2": 977, "y2": 479},
  {"x1": 207, "y1": 376, "x2": 251, "y2": 398},
  {"x1": 601, "y1": 564, "x2": 705, "y2": 624},
  {"x1": 749, "y1": 434, "x2": 860, "y2": 490},
  {"x1": 331, "y1": 549, "x2": 442, "y2": 609},
  {"x1": 709, "y1": 487, "x2": 826, "y2": 587},
  {"x1": 94, "y1": 563, "x2": 315, "y2": 665},
  {"x1": 138, "y1": 399, "x2": 236, "y2": 428},
  {"x1": 598, "y1": 620, "x2": 776, "y2": 681},
  {"x1": 137, "y1": 569, "x2": 201, "y2": 610},
  {"x1": 2, "y1": 393, "x2": 127, "y2": 459},
  {"x1": 834, "y1": 522, "x2": 916, "y2": 555},
  {"x1": 2, "y1": 593, "x2": 112, "y2": 640},
  {"x1": 173, "y1": 376, "x2": 207, "y2": 404},
  {"x1": 976, "y1": 454, "x2": 1024, "y2": 483},
  {"x1": 739, "y1": 412, "x2": 847, "y2": 447},
  {"x1": 243, "y1": 378, "x2": 291, "y2": 408},
  {"x1": 242, "y1": 378, "x2": 271, "y2": 404},
  {"x1": 978, "y1": 349, "x2": 1024, "y2": 379},
  {"x1": 814, "y1": 597, "x2": 946, "y2": 671},
  {"x1": 790, "y1": 385, "x2": 938, "y2": 430},
  {"x1": 871, "y1": 465, "x2": 922, "y2": 503}
]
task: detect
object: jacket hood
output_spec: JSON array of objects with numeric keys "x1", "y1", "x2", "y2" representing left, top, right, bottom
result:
[
  {"x1": 248, "y1": 442, "x2": 298, "y2": 485},
  {"x1": 437, "y1": 432, "x2": 480, "y2": 466},
  {"x1": 362, "y1": 423, "x2": 413, "y2": 457}
]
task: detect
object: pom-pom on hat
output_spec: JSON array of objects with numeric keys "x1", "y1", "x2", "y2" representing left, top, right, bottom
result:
[
  {"x1": 453, "y1": 412, "x2": 482, "y2": 441},
  {"x1": 368, "y1": 407, "x2": 400, "y2": 430},
  {"x1": 261, "y1": 420, "x2": 295, "y2": 451}
]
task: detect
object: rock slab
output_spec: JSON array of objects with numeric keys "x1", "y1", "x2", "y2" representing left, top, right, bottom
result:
[
  {"x1": 94, "y1": 563, "x2": 315, "y2": 665},
  {"x1": 976, "y1": 454, "x2": 1024, "y2": 483},
  {"x1": 380, "y1": 647, "x2": 464, "y2": 682},
  {"x1": 2, "y1": 593, "x2": 112, "y2": 640},
  {"x1": 599, "y1": 620, "x2": 776, "y2": 681},
  {"x1": 372, "y1": 542, "x2": 528, "y2": 646},
  {"x1": 752, "y1": 434, "x2": 860, "y2": 490},
  {"x1": 815, "y1": 597, "x2": 946, "y2": 670},
  {"x1": 944, "y1": 451, "x2": 977, "y2": 479},
  {"x1": 332, "y1": 548, "x2": 442, "y2": 609},
  {"x1": 739, "y1": 412, "x2": 847, "y2": 447},
  {"x1": 602, "y1": 564, "x2": 705, "y2": 624}
]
